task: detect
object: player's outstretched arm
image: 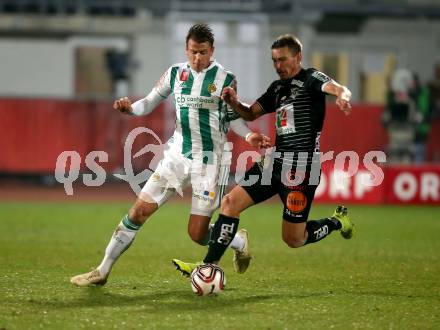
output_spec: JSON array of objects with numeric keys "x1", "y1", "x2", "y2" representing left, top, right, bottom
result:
[
  {"x1": 113, "y1": 89, "x2": 165, "y2": 116},
  {"x1": 230, "y1": 119, "x2": 271, "y2": 149},
  {"x1": 323, "y1": 81, "x2": 352, "y2": 115},
  {"x1": 221, "y1": 87, "x2": 264, "y2": 121}
]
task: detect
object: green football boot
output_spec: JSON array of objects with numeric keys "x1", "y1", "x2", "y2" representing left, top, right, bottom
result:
[
  {"x1": 332, "y1": 205, "x2": 355, "y2": 239},
  {"x1": 172, "y1": 259, "x2": 203, "y2": 277}
]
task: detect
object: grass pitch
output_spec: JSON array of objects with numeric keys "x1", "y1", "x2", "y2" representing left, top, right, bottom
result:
[{"x1": 1, "y1": 202, "x2": 440, "y2": 329}]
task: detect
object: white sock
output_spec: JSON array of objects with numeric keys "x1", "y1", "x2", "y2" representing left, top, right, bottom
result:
[
  {"x1": 229, "y1": 233, "x2": 245, "y2": 251},
  {"x1": 97, "y1": 215, "x2": 140, "y2": 277}
]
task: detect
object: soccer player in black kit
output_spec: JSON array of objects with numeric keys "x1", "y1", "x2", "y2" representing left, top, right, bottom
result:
[{"x1": 173, "y1": 34, "x2": 355, "y2": 276}]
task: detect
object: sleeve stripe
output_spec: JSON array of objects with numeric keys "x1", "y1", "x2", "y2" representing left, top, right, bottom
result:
[
  {"x1": 222, "y1": 72, "x2": 235, "y2": 89},
  {"x1": 170, "y1": 66, "x2": 178, "y2": 91}
]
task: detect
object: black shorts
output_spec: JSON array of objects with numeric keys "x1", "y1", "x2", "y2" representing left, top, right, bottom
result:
[{"x1": 239, "y1": 161, "x2": 320, "y2": 223}]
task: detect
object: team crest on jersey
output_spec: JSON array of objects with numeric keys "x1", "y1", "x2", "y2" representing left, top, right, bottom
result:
[
  {"x1": 207, "y1": 83, "x2": 217, "y2": 94},
  {"x1": 180, "y1": 69, "x2": 189, "y2": 82}
]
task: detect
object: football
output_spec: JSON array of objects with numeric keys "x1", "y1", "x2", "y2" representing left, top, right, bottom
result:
[{"x1": 190, "y1": 264, "x2": 226, "y2": 296}]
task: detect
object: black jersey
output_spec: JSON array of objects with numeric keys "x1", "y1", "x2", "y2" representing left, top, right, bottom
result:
[{"x1": 256, "y1": 68, "x2": 332, "y2": 166}]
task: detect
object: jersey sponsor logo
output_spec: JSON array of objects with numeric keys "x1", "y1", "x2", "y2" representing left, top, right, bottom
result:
[
  {"x1": 175, "y1": 95, "x2": 216, "y2": 108},
  {"x1": 276, "y1": 108, "x2": 288, "y2": 127},
  {"x1": 311, "y1": 71, "x2": 330, "y2": 83},
  {"x1": 277, "y1": 127, "x2": 296, "y2": 135},
  {"x1": 276, "y1": 104, "x2": 296, "y2": 134},
  {"x1": 286, "y1": 190, "x2": 308, "y2": 213},
  {"x1": 180, "y1": 69, "x2": 189, "y2": 82},
  {"x1": 207, "y1": 83, "x2": 217, "y2": 94},
  {"x1": 291, "y1": 79, "x2": 304, "y2": 87}
]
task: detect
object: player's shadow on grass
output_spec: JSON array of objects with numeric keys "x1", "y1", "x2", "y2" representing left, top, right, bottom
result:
[{"x1": 26, "y1": 287, "x2": 331, "y2": 312}]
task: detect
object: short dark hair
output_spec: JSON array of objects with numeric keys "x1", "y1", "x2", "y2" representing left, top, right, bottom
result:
[
  {"x1": 186, "y1": 23, "x2": 214, "y2": 47},
  {"x1": 271, "y1": 34, "x2": 302, "y2": 55}
]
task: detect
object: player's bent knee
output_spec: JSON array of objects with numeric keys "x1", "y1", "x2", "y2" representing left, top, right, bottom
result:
[
  {"x1": 283, "y1": 236, "x2": 305, "y2": 248},
  {"x1": 220, "y1": 194, "x2": 238, "y2": 216}
]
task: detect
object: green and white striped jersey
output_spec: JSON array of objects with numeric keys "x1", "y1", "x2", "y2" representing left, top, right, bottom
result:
[{"x1": 154, "y1": 61, "x2": 236, "y2": 162}]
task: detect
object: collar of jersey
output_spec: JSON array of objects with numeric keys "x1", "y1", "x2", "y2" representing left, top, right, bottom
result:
[
  {"x1": 279, "y1": 68, "x2": 305, "y2": 85},
  {"x1": 186, "y1": 60, "x2": 217, "y2": 75}
]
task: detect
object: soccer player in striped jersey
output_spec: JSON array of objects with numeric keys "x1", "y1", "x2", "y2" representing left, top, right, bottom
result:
[
  {"x1": 174, "y1": 34, "x2": 355, "y2": 275},
  {"x1": 70, "y1": 24, "x2": 270, "y2": 286}
]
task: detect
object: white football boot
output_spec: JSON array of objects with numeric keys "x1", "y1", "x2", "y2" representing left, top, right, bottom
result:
[
  {"x1": 233, "y1": 229, "x2": 252, "y2": 274},
  {"x1": 70, "y1": 269, "x2": 107, "y2": 287}
]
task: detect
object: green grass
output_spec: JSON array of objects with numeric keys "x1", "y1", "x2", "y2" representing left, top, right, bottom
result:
[{"x1": 1, "y1": 202, "x2": 440, "y2": 329}]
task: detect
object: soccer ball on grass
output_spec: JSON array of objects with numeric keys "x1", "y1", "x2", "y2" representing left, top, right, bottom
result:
[{"x1": 190, "y1": 264, "x2": 226, "y2": 296}]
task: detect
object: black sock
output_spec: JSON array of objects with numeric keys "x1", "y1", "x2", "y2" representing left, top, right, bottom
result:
[
  {"x1": 304, "y1": 217, "x2": 341, "y2": 245},
  {"x1": 203, "y1": 214, "x2": 239, "y2": 264}
]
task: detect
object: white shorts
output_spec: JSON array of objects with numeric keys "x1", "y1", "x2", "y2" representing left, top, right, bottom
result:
[{"x1": 140, "y1": 147, "x2": 230, "y2": 217}]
